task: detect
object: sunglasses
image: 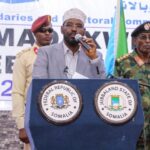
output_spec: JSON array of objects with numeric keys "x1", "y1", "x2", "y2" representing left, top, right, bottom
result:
[{"x1": 38, "y1": 27, "x2": 53, "y2": 33}]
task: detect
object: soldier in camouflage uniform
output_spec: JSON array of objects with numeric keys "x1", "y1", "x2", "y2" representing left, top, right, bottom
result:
[{"x1": 115, "y1": 21, "x2": 150, "y2": 150}]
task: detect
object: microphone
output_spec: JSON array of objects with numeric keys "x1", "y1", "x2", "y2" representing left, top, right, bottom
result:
[{"x1": 75, "y1": 34, "x2": 91, "y2": 51}]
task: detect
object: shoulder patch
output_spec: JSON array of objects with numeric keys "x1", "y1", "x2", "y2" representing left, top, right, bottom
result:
[
  {"x1": 116, "y1": 53, "x2": 130, "y2": 63},
  {"x1": 16, "y1": 48, "x2": 31, "y2": 58}
]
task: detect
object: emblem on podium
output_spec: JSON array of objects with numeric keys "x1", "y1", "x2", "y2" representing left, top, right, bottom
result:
[
  {"x1": 94, "y1": 81, "x2": 137, "y2": 124},
  {"x1": 38, "y1": 80, "x2": 82, "y2": 125}
]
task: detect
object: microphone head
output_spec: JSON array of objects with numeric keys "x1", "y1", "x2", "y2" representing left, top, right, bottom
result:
[{"x1": 75, "y1": 34, "x2": 82, "y2": 42}]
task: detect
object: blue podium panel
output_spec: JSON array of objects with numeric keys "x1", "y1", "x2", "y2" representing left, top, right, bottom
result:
[{"x1": 25, "y1": 79, "x2": 144, "y2": 150}]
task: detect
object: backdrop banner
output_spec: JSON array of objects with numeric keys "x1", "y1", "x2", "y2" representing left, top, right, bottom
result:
[{"x1": 0, "y1": 0, "x2": 150, "y2": 110}]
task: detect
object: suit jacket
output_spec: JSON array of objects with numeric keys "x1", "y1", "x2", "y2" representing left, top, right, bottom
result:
[{"x1": 32, "y1": 41, "x2": 106, "y2": 79}]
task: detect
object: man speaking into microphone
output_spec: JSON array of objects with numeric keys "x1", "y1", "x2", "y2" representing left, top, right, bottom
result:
[{"x1": 32, "y1": 8, "x2": 106, "y2": 79}]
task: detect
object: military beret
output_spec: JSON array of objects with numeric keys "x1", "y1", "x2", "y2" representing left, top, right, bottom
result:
[
  {"x1": 31, "y1": 15, "x2": 51, "y2": 33},
  {"x1": 63, "y1": 8, "x2": 86, "y2": 24},
  {"x1": 131, "y1": 21, "x2": 150, "y2": 37}
]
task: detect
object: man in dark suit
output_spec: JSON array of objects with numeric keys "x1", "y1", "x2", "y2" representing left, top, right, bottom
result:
[{"x1": 32, "y1": 8, "x2": 106, "y2": 79}]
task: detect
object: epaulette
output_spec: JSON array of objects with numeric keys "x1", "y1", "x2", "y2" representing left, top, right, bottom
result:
[
  {"x1": 116, "y1": 53, "x2": 130, "y2": 63},
  {"x1": 16, "y1": 48, "x2": 31, "y2": 58}
]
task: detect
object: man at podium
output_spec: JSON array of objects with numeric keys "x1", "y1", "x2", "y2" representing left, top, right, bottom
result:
[{"x1": 32, "y1": 8, "x2": 106, "y2": 79}]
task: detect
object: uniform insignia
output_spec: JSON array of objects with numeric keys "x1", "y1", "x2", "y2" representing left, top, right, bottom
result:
[
  {"x1": 33, "y1": 47, "x2": 38, "y2": 54},
  {"x1": 144, "y1": 23, "x2": 150, "y2": 31},
  {"x1": 116, "y1": 53, "x2": 130, "y2": 63},
  {"x1": 133, "y1": 55, "x2": 144, "y2": 66}
]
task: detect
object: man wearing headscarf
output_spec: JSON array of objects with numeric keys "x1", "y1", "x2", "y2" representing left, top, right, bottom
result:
[
  {"x1": 115, "y1": 21, "x2": 150, "y2": 150},
  {"x1": 12, "y1": 15, "x2": 53, "y2": 150},
  {"x1": 32, "y1": 8, "x2": 106, "y2": 79}
]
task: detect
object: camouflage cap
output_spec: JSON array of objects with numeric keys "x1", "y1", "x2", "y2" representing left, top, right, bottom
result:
[
  {"x1": 131, "y1": 21, "x2": 150, "y2": 37},
  {"x1": 31, "y1": 15, "x2": 51, "y2": 33}
]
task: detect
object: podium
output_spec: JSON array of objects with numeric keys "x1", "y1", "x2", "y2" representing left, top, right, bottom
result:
[{"x1": 25, "y1": 79, "x2": 144, "y2": 150}]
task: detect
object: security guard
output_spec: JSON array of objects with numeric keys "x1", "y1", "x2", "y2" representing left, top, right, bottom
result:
[
  {"x1": 12, "y1": 15, "x2": 53, "y2": 150},
  {"x1": 115, "y1": 21, "x2": 150, "y2": 150}
]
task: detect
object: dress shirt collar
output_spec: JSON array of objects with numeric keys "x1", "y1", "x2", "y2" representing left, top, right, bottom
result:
[{"x1": 62, "y1": 41, "x2": 81, "y2": 55}]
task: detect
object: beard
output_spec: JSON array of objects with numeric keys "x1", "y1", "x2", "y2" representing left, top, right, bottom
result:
[
  {"x1": 141, "y1": 44, "x2": 150, "y2": 53},
  {"x1": 63, "y1": 35, "x2": 79, "y2": 46},
  {"x1": 136, "y1": 47, "x2": 150, "y2": 63},
  {"x1": 136, "y1": 46, "x2": 150, "y2": 56}
]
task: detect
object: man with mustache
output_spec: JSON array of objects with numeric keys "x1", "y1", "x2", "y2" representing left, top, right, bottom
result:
[
  {"x1": 115, "y1": 21, "x2": 150, "y2": 150},
  {"x1": 32, "y1": 8, "x2": 106, "y2": 79}
]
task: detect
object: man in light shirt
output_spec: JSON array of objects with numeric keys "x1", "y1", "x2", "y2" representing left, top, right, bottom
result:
[{"x1": 12, "y1": 15, "x2": 53, "y2": 150}]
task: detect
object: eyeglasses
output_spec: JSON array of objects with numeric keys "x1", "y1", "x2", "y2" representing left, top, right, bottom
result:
[
  {"x1": 137, "y1": 34, "x2": 150, "y2": 41},
  {"x1": 38, "y1": 27, "x2": 53, "y2": 33}
]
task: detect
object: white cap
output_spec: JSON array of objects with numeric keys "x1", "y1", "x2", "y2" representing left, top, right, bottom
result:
[{"x1": 63, "y1": 8, "x2": 86, "y2": 23}]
